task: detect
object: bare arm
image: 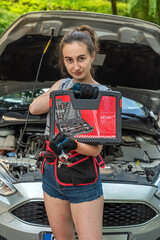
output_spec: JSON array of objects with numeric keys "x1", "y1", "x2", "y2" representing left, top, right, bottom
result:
[
  {"x1": 29, "y1": 79, "x2": 64, "y2": 115},
  {"x1": 76, "y1": 142, "x2": 102, "y2": 157},
  {"x1": 30, "y1": 79, "x2": 102, "y2": 157}
]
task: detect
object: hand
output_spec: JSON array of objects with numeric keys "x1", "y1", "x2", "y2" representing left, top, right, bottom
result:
[
  {"x1": 49, "y1": 133, "x2": 66, "y2": 155},
  {"x1": 39, "y1": 138, "x2": 59, "y2": 163},
  {"x1": 72, "y1": 83, "x2": 99, "y2": 99},
  {"x1": 39, "y1": 151, "x2": 57, "y2": 163},
  {"x1": 58, "y1": 137, "x2": 79, "y2": 154}
]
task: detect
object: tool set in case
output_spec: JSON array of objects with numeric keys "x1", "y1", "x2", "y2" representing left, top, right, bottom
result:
[{"x1": 49, "y1": 90, "x2": 122, "y2": 145}]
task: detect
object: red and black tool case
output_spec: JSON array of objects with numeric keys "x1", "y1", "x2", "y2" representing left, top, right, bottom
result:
[{"x1": 49, "y1": 90, "x2": 122, "y2": 145}]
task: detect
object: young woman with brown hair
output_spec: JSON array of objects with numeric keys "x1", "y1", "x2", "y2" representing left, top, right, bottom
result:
[{"x1": 29, "y1": 25, "x2": 108, "y2": 240}]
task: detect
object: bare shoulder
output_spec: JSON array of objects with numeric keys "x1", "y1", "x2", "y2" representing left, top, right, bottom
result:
[{"x1": 50, "y1": 79, "x2": 65, "y2": 91}]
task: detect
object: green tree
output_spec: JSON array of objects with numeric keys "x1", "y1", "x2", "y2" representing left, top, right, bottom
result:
[
  {"x1": 128, "y1": 0, "x2": 160, "y2": 24},
  {"x1": 149, "y1": 0, "x2": 160, "y2": 24},
  {"x1": 111, "y1": 0, "x2": 117, "y2": 14}
]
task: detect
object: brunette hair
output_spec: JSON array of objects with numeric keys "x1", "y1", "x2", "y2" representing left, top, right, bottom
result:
[{"x1": 59, "y1": 25, "x2": 99, "y2": 76}]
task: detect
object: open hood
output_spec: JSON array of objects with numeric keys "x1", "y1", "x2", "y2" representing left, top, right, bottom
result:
[{"x1": 0, "y1": 11, "x2": 160, "y2": 111}]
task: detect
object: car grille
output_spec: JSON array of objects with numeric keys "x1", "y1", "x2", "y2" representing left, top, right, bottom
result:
[
  {"x1": 10, "y1": 201, "x2": 157, "y2": 227},
  {"x1": 103, "y1": 202, "x2": 157, "y2": 227},
  {"x1": 0, "y1": 236, "x2": 7, "y2": 240},
  {"x1": 10, "y1": 201, "x2": 49, "y2": 226}
]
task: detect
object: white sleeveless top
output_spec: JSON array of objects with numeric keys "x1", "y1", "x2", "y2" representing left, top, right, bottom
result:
[{"x1": 44, "y1": 78, "x2": 110, "y2": 135}]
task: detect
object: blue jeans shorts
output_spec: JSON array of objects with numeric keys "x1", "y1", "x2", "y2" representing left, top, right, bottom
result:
[{"x1": 42, "y1": 161, "x2": 103, "y2": 204}]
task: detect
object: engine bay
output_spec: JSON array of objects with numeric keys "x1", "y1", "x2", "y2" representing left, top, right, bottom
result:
[{"x1": 0, "y1": 124, "x2": 160, "y2": 185}]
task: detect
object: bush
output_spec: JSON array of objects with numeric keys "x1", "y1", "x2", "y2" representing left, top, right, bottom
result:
[
  {"x1": 0, "y1": 9, "x2": 19, "y2": 35},
  {"x1": 128, "y1": 0, "x2": 160, "y2": 25}
]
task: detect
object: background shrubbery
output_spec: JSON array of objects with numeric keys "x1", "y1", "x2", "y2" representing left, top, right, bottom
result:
[
  {"x1": 0, "y1": 9, "x2": 18, "y2": 34},
  {"x1": 0, "y1": 0, "x2": 128, "y2": 14},
  {"x1": 0, "y1": 0, "x2": 159, "y2": 35}
]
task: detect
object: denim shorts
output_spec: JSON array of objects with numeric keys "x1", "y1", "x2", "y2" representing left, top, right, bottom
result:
[{"x1": 42, "y1": 161, "x2": 103, "y2": 204}]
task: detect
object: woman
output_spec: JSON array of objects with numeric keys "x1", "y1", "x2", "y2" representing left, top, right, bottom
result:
[{"x1": 29, "y1": 25, "x2": 108, "y2": 240}]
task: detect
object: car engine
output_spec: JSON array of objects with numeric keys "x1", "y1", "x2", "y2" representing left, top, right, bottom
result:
[{"x1": 0, "y1": 125, "x2": 160, "y2": 185}]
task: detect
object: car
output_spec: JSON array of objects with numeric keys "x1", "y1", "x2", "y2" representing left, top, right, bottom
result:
[{"x1": 0, "y1": 10, "x2": 160, "y2": 240}]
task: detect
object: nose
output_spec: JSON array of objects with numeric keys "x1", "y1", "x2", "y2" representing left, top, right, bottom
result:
[{"x1": 73, "y1": 61, "x2": 80, "y2": 71}]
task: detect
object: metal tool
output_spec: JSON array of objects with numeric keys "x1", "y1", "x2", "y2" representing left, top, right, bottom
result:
[
  {"x1": 58, "y1": 151, "x2": 72, "y2": 168},
  {"x1": 58, "y1": 160, "x2": 64, "y2": 168},
  {"x1": 59, "y1": 151, "x2": 68, "y2": 160}
]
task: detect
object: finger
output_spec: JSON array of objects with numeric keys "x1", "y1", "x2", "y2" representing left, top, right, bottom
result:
[
  {"x1": 58, "y1": 140, "x2": 71, "y2": 154},
  {"x1": 93, "y1": 87, "x2": 99, "y2": 99},
  {"x1": 80, "y1": 84, "x2": 88, "y2": 98},
  {"x1": 63, "y1": 148, "x2": 69, "y2": 154},
  {"x1": 53, "y1": 133, "x2": 66, "y2": 145},
  {"x1": 58, "y1": 143, "x2": 68, "y2": 153},
  {"x1": 87, "y1": 85, "x2": 94, "y2": 99},
  {"x1": 72, "y1": 83, "x2": 81, "y2": 91},
  {"x1": 49, "y1": 141, "x2": 61, "y2": 155},
  {"x1": 80, "y1": 84, "x2": 85, "y2": 98}
]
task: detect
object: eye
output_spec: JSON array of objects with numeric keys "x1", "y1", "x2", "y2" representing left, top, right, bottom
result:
[
  {"x1": 78, "y1": 56, "x2": 85, "y2": 62},
  {"x1": 65, "y1": 58, "x2": 73, "y2": 63}
]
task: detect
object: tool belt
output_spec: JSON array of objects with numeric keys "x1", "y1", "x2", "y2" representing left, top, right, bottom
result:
[{"x1": 41, "y1": 141, "x2": 105, "y2": 186}]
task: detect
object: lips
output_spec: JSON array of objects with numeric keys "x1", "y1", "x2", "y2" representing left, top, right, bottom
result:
[{"x1": 75, "y1": 72, "x2": 82, "y2": 76}]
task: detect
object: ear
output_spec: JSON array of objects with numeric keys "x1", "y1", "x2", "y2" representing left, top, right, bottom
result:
[{"x1": 91, "y1": 51, "x2": 96, "y2": 62}]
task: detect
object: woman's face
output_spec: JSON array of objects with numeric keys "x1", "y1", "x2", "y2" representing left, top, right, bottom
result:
[{"x1": 62, "y1": 41, "x2": 95, "y2": 82}]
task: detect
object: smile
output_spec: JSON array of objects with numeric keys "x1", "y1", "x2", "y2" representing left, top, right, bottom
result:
[{"x1": 74, "y1": 72, "x2": 82, "y2": 76}]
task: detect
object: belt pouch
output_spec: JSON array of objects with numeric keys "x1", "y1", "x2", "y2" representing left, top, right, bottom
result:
[{"x1": 55, "y1": 154, "x2": 98, "y2": 186}]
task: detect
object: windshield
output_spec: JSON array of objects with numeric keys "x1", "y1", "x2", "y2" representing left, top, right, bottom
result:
[
  {"x1": 0, "y1": 89, "x2": 147, "y2": 117},
  {"x1": 122, "y1": 97, "x2": 147, "y2": 117},
  {"x1": 0, "y1": 89, "x2": 48, "y2": 109}
]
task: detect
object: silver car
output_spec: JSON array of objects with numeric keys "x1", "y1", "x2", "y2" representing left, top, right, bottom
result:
[{"x1": 0, "y1": 11, "x2": 160, "y2": 240}]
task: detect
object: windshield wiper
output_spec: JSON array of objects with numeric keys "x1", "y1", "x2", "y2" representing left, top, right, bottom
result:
[
  {"x1": 0, "y1": 107, "x2": 29, "y2": 111},
  {"x1": 8, "y1": 107, "x2": 29, "y2": 111},
  {"x1": 121, "y1": 113, "x2": 148, "y2": 120}
]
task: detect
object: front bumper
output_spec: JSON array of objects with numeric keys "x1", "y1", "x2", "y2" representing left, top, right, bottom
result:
[
  {"x1": 0, "y1": 182, "x2": 160, "y2": 240},
  {"x1": 1, "y1": 214, "x2": 160, "y2": 240}
]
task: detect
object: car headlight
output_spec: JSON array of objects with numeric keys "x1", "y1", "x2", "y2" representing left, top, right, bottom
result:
[
  {"x1": 154, "y1": 174, "x2": 160, "y2": 200},
  {"x1": 0, "y1": 163, "x2": 16, "y2": 196},
  {"x1": 0, "y1": 175, "x2": 16, "y2": 196},
  {"x1": 155, "y1": 190, "x2": 160, "y2": 200}
]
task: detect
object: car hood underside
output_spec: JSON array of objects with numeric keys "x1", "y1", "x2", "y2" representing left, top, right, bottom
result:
[{"x1": 0, "y1": 11, "x2": 160, "y2": 112}]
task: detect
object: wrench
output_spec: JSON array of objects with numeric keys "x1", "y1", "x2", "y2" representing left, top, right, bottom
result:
[{"x1": 58, "y1": 151, "x2": 73, "y2": 168}]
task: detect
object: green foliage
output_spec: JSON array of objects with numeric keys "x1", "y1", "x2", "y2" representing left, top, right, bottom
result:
[
  {"x1": 0, "y1": 0, "x2": 159, "y2": 36},
  {"x1": 128, "y1": 0, "x2": 150, "y2": 20},
  {"x1": 116, "y1": 2, "x2": 129, "y2": 16},
  {"x1": 0, "y1": 9, "x2": 19, "y2": 34},
  {"x1": 0, "y1": 0, "x2": 129, "y2": 35},
  {"x1": 128, "y1": 0, "x2": 160, "y2": 24},
  {"x1": 149, "y1": 0, "x2": 160, "y2": 24}
]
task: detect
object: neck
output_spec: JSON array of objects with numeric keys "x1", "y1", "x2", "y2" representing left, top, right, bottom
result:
[{"x1": 73, "y1": 75, "x2": 95, "y2": 84}]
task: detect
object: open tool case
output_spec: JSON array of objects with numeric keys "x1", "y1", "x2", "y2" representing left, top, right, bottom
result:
[{"x1": 49, "y1": 90, "x2": 122, "y2": 145}]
